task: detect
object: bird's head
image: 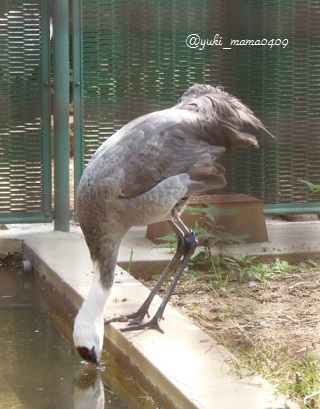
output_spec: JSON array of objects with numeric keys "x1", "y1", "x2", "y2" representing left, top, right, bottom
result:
[
  {"x1": 76, "y1": 346, "x2": 98, "y2": 364},
  {"x1": 73, "y1": 309, "x2": 104, "y2": 365}
]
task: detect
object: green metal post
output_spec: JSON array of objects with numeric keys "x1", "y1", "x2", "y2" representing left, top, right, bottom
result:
[
  {"x1": 53, "y1": 0, "x2": 70, "y2": 231},
  {"x1": 41, "y1": 0, "x2": 52, "y2": 222},
  {"x1": 72, "y1": 0, "x2": 83, "y2": 209}
]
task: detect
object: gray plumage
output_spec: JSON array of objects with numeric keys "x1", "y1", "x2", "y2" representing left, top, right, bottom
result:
[{"x1": 74, "y1": 83, "x2": 274, "y2": 364}]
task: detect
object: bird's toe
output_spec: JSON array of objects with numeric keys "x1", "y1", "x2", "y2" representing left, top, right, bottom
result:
[
  {"x1": 105, "y1": 308, "x2": 149, "y2": 326},
  {"x1": 120, "y1": 315, "x2": 165, "y2": 333}
]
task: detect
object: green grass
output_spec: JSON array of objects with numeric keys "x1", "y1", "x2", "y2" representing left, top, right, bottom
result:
[
  {"x1": 188, "y1": 254, "x2": 296, "y2": 287},
  {"x1": 243, "y1": 344, "x2": 320, "y2": 408}
]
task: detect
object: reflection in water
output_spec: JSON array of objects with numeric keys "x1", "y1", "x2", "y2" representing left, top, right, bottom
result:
[
  {"x1": 73, "y1": 369, "x2": 105, "y2": 409},
  {"x1": 0, "y1": 261, "x2": 127, "y2": 409}
]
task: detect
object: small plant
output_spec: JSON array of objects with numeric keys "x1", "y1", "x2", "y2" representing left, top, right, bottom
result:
[
  {"x1": 299, "y1": 179, "x2": 320, "y2": 197},
  {"x1": 127, "y1": 248, "x2": 134, "y2": 273},
  {"x1": 277, "y1": 352, "x2": 320, "y2": 408},
  {"x1": 305, "y1": 259, "x2": 320, "y2": 268},
  {"x1": 271, "y1": 259, "x2": 293, "y2": 274},
  {"x1": 153, "y1": 232, "x2": 178, "y2": 252},
  {"x1": 207, "y1": 255, "x2": 229, "y2": 291},
  {"x1": 188, "y1": 205, "x2": 248, "y2": 252},
  {"x1": 247, "y1": 262, "x2": 276, "y2": 282},
  {"x1": 223, "y1": 255, "x2": 257, "y2": 282},
  {"x1": 211, "y1": 256, "x2": 296, "y2": 284},
  {"x1": 184, "y1": 254, "x2": 230, "y2": 292},
  {"x1": 154, "y1": 204, "x2": 248, "y2": 255}
]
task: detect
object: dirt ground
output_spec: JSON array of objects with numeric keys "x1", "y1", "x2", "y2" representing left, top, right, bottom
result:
[{"x1": 141, "y1": 260, "x2": 320, "y2": 408}]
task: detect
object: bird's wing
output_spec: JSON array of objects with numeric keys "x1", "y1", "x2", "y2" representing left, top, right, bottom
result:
[
  {"x1": 91, "y1": 108, "x2": 228, "y2": 199},
  {"x1": 86, "y1": 91, "x2": 272, "y2": 200}
]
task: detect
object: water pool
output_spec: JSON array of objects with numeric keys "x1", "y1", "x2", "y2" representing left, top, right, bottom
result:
[{"x1": 0, "y1": 255, "x2": 158, "y2": 409}]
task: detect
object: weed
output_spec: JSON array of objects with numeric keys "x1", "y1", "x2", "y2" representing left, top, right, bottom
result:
[
  {"x1": 277, "y1": 352, "x2": 320, "y2": 408},
  {"x1": 306, "y1": 259, "x2": 320, "y2": 268},
  {"x1": 223, "y1": 255, "x2": 257, "y2": 282},
  {"x1": 226, "y1": 254, "x2": 257, "y2": 267},
  {"x1": 210, "y1": 303, "x2": 250, "y2": 321},
  {"x1": 189, "y1": 204, "x2": 248, "y2": 252},
  {"x1": 272, "y1": 259, "x2": 294, "y2": 274},
  {"x1": 299, "y1": 179, "x2": 320, "y2": 197},
  {"x1": 154, "y1": 204, "x2": 248, "y2": 253},
  {"x1": 208, "y1": 255, "x2": 229, "y2": 291},
  {"x1": 247, "y1": 262, "x2": 276, "y2": 282},
  {"x1": 153, "y1": 232, "x2": 177, "y2": 252},
  {"x1": 222, "y1": 257, "x2": 296, "y2": 283},
  {"x1": 127, "y1": 248, "x2": 134, "y2": 273},
  {"x1": 188, "y1": 252, "x2": 297, "y2": 288}
]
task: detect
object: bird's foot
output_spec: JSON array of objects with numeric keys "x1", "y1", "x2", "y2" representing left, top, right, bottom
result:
[
  {"x1": 120, "y1": 314, "x2": 164, "y2": 334},
  {"x1": 105, "y1": 309, "x2": 164, "y2": 333},
  {"x1": 105, "y1": 307, "x2": 149, "y2": 326}
]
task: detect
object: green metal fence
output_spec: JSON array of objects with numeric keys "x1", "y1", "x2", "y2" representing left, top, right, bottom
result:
[
  {"x1": 73, "y1": 0, "x2": 320, "y2": 213},
  {"x1": 0, "y1": 0, "x2": 52, "y2": 223},
  {"x1": 1, "y1": 1, "x2": 320, "y2": 226}
]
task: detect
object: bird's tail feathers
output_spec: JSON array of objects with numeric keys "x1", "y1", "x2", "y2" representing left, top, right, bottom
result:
[
  {"x1": 188, "y1": 151, "x2": 226, "y2": 176},
  {"x1": 187, "y1": 160, "x2": 227, "y2": 195},
  {"x1": 220, "y1": 124, "x2": 259, "y2": 150},
  {"x1": 186, "y1": 173, "x2": 227, "y2": 196}
]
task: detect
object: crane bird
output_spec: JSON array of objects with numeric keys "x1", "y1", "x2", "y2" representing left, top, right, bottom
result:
[{"x1": 73, "y1": 83, "x2": 274, "y2": 364}]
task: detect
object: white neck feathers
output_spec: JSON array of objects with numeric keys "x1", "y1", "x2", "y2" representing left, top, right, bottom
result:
[
  {"x1": 73, "y1": 263, "x2": 111, "y2": 361},
  {"x1": 79, "y1": 264, "x2": 111, "y2": 321}
]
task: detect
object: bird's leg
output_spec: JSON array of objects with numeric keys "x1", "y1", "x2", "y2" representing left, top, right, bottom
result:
[
  {"x1": 120, "y1": 216, "x2": 198, "y2": 333},
  {"x1": 105, "y1": 220, "x2": 186, "y2": 327}
]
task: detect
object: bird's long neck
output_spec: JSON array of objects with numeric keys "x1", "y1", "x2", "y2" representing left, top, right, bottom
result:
[
  {"x1": 77, "y1": 225, "x2": 125, "y2": 324},
  {"x1": 78, "y1": 262, "x2": 112, "y2": 322}
]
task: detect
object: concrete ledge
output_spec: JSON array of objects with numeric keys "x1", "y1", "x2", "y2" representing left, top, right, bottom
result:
[{"x1": 0, "y1": 222, "x2": 312, "y2": 408}]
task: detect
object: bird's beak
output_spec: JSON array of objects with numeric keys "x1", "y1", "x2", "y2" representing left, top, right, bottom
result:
[{"x1": 77, "y1": 346, "x2": 98, "y2": 365}]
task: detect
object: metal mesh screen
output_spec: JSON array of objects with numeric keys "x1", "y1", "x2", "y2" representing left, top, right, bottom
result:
[
  {"x1": 78, "y1": 0, "x2": 320, "y2": 208},
  {"x1": 0, "y1": 0, "x2": 51, "y2": 222}
]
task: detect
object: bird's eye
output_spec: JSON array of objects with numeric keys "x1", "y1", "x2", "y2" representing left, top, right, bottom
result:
[{"x1": 77, "y1": 346, "x2": 98, "y2": 364}]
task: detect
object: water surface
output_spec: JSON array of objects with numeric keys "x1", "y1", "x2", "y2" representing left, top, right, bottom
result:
[{"x1": 0, "y1": 258, "x2": 128, "y2": 409}]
